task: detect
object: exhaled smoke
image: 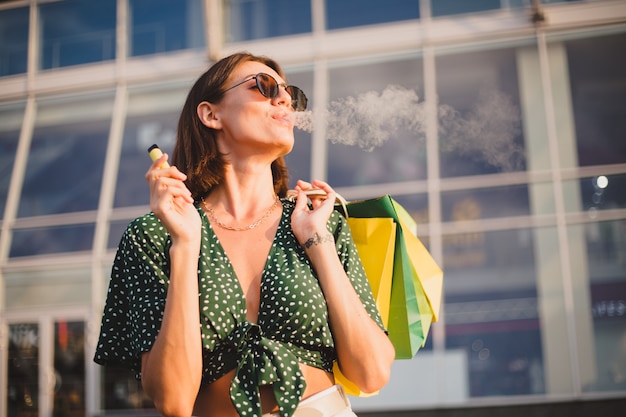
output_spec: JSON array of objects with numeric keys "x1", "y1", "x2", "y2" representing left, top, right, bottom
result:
[{"x1": 294, "y1": 85, "x2": 524, "y2": 171}]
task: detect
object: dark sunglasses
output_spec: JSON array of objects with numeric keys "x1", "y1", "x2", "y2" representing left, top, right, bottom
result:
[{"x1": 223, "y1": 72, "x2": 308, "y2": 112}]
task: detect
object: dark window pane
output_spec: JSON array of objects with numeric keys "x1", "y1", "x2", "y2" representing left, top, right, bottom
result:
[
  {"x1": 567, "y1": 32, "x2": 626, "y2": 166},
  {"x1": 327, "y1": 57, "x2": 426, "y2": 187},
  {"x1": 53, "y1": 321, "x2": 85, "y2": 417},
  {"x1": 326, "y1": 0, "x2": 419, "y2": 30},
  {"x1": 108, "y1": 219, "x2": 131, "y2": 249},
  {"x1": 18, "y1": 120, "x2": 109, "y2": 217},
  {"x1": 284, "y1": 70, "x2": 313, "y2": 186},
  {"x1": 441, "y1": 185, "x2": 531, "y2": 222},
  {"x1": 0, "y1": 106, "x2": 23, "y2": 219},
  {"x1": 0, "y1": 6, "x2": 28, "y2": 76},
  {"x1": 130, "y1": 0, "x2": 205, "y2": 56},
  {"x1": 437, "y1": 48, "x2": 526, "y2": 177},
  {"x1": 579, "y1": 220, "x2": 626, "y2": 392},
  {"x1": 10, "y1": 224, "x2": 95, "y2": 257},
  {"x1": 566, "y1": 174, "x2": 626, "y2": 213},
  {"x1": 446, "y1": 327, "x2": 544, "y2": 396},
  {"x1": 226, "y1": 0, "x2": 311, "y2": 42},
  {"x1": 114, "y1": 114, "x2": 177, "y2": 208},
  {"x1": 444, "y1": 228, "x2": 543, "y2": 396},
  {"x1": 432, "y1": 0, "x2": 501, "y2": 17},
  {"x1": 102, "y1": 367, "x2": 154, "y2": 410},
  {"x1": 8, "y1": 323, "x2": 40, "y2": 417},
  {"x1": 114, "y1": 84, "x2": 185, "y2": 208},
  {"x1": 40, "y1": 0, "x2": 116, "y2": 69}
]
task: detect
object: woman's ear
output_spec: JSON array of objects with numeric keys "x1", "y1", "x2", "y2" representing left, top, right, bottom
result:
[{"x1": 197, "y1": 101, "x2": 221, "y2": 129}]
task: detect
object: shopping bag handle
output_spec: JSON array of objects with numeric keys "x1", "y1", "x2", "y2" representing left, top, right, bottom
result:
[{"x1": 286, "y1": 189, "x2": 349, "y2": 218}]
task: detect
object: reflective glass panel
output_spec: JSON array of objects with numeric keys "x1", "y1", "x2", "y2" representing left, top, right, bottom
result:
[
  {"x1": 4, "y1": 268, "x2": 91, "y2": 307},
  {"x1": 284, "y1": 70, "x2": 313, "y2": 185},
  {"x1": 40, "y1": 0, "x2": 116, "y2": 69},
  {"x1": 0, "y1": 6, "x2": 28, "y2": 76},
  {"x1": 101, "y1": 367, "x2": 153, "y2": 411},
  {"x1": 441, "y1": 184, "x2": 531, "y2": 222},
  {"x1": 436, "y1": 47, "x2": 526, "y2": 177},
  {"x1": 54, "y1": 321, "x2": 85, "y2": 417},
  {"x1": 10, "y1": 224, "x2": 95, "y2": 257},
  {"x1": 129, "y1": 0, "x2": 205, "y2": 56},
  {"x1": 113, "y1": 84, "x2": 185, "y2": 208},
  {"x1": 7, "y1": 323, "x2": 39, "y2": 417},
  {"x1": 225, "y1": 0, "x2": 311, "y2": 42},
  {"x1": 0, "y1": 102, "x2": 24, "y2": 219},
  {"x1": 113, "y1": 113, "x2": 177, "y2": 207},
  {"x1": 444, "y1": 227, "x2": 544, "y2": 396},
  {"x1": 327, "y1": 57, "x2": 426, "y2": 187},
  {"x1": 578, "y1": 220, "x2": 626, "y2": 393},
  {"x1": 431, "y1": 0, "x2": 500, "y2": 17},
  {"x1": 563, "y1": 174, "x2": 626, "y2": 214},
  {"x1": 326, "y1": 0, "x2": 419, "y2": 30},
  {"x1": 566, "y1": 31, "x2": 626, "y2": 166},
  {"x1": 17, "y1": 93, "x2": 113, "y2": 217},
  {"x1": 395, "y1": 193, "x2": 429, "y2": 226},
  {"x1": 108, "y1": 219, "x2": 132, "y2": 249}
]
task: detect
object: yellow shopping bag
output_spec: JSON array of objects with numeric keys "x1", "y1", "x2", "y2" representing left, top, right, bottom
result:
[{"x1": 346, "y1": 217, "x2": 396, "y2": 326}]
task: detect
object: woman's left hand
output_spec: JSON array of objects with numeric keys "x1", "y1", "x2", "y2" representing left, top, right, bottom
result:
[{"x1": 290, "y1": 179, "x2": 336, "y2": 246}]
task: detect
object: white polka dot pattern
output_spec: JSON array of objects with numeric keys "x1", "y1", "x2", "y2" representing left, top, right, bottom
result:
[{"x1": 94, "y1": 198, "x2": 385, "y2": 417}]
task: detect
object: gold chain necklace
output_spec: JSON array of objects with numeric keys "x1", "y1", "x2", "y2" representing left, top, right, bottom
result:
[{"x1": 202, "y1": 195, "x2": 280, "y2": 231}]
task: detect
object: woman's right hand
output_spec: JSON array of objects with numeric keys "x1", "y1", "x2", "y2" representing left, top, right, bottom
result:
[{"x1": 145, "y1": 153, "x2": 201, "y2": 244}]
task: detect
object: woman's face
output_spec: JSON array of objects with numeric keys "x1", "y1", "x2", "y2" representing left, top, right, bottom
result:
[{"x1": 209, "y1": 60, "x2": 296, "y2": 160}]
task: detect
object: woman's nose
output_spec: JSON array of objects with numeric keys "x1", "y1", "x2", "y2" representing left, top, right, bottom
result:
[{"x1": 273, "y1": 85, "x2": 292, "y2": 109}]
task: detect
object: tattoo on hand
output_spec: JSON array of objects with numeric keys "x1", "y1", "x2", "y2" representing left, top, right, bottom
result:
[{"x1": 302, "y1": 232, "x2": 334, "y2": 249}]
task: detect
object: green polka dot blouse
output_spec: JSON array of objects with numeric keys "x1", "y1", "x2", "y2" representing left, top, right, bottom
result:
[{"x1": 94, "y1": 198, "x2": 385, "y2": 417}]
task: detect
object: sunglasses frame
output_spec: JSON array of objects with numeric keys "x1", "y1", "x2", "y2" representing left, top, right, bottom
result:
[{"x1": 223, "y1": 72, "x2": 308, "y2": 112}]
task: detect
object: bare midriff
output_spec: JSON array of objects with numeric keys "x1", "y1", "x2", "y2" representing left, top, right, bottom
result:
[{"x1": 192, "y1": 363, "x2": 334, "y2": 417}]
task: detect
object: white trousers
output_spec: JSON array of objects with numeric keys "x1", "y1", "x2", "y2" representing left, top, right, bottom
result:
[{"x1": 262, "y1": 385, "x2": 357, "y2": 417}]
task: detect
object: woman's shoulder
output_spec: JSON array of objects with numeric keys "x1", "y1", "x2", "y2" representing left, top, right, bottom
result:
[
  {"x1": 118, "y1": 211, "x2": 171, "y2": 250},
  {"x1": 126, "y1": 212, "x2": 166, "y2": 234}
]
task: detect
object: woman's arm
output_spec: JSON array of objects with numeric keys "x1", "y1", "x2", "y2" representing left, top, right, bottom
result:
[
  {"x1": 140, "y1": 153, "x2": 203, "y2": 417},
  {"x1": 291, "y1": 180, "x2": 395, "y2": 393}
]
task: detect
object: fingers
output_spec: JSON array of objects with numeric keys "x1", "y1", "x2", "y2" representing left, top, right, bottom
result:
[
  {"x1": 146, "y1": 153, "x2": 194, "y2": 206},
  {"x1": 292, "y1": 179, "x2": 337, "y2": 211}
]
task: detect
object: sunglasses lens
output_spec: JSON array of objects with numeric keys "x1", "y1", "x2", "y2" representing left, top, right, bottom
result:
[
  {"x1": 256, "y1": 73, "x2": 279, "y2": 99},
  {"x1": 287, "y1": 86, "x2": 308, "y2": 112},
  {"x1": 255, "y1": 73, "x2": 307, "y2": 111}
]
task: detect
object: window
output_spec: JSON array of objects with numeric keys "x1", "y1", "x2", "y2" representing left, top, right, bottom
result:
[
  {"x1": 0, "y1": 102, "x2": 24, "y2": 219},
  {"x1": 326, "y1": 0, "x2": 420, "y2": 30},
  {"x1": 436, "y1": 47, "x2": 526, "y2": 177},
  {"x1": 225, "y1": 0, "x2": 311, "y2": 42},
  {"x1": 327, "y1": 56, "x2": 425, "y2": 187},
  {"x1": 0, "y1": 6, "x2": 28, "y2": 76},
  {"x1": 579, "y1": 219, "x2": 626, "y2": 392},
  {"x1": 283, "y1": 70, "x2": 314, "y2": 185},
  {"x1": 113, "y1": 84, "x2": 185, "y2": 209},
  {"x1": 566, "y1": 32, "x2": 626, "y2": 166},
  {"x1": 431, "y1": 0, "x2": 501, "y2": 17},
  {"x1": 39, "y1": 0, "x2": 116, "y2": 69},
  {"x1": 10, "y1": 93, "x2": 113, "y2": 257},
  {"x1": 444, "y1": 227, "x2": 544, "y2": 396},
  {"x1": 17, "y1": 94, "x2": 113, "y2": 217},
  {"x1": 129, "y1": 0, "x2": 205, "y2": 56}
]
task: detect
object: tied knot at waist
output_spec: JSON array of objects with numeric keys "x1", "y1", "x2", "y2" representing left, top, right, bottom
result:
[{"x1": 228, "y1": 321, "x2": 306, "y2": 417}]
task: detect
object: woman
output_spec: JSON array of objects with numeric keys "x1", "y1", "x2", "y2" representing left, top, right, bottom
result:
[{"x1": 94, "y1": 52, "x2": 395, "y2": 417}]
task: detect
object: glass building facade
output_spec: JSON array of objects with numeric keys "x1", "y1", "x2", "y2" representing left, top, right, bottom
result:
[{"x1": 0, "y1": 1, "x2": 625, "y2": 416}]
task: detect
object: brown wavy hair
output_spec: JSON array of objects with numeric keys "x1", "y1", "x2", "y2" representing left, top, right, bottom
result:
[{"x1": 171, "y1": 52, "x2": 290, "y2": 201}]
